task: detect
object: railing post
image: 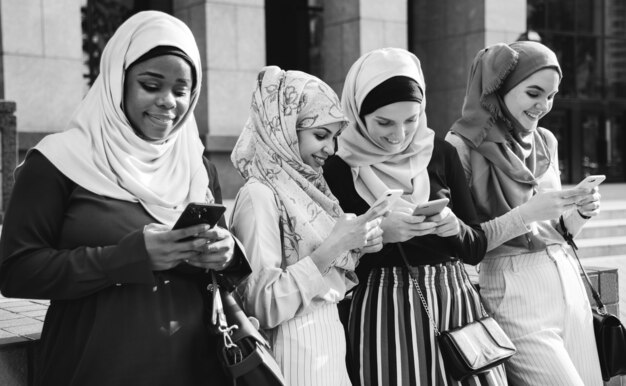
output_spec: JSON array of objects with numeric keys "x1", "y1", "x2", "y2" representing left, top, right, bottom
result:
[{"x1": 0, "y1": 101, "x2": 17, "y2": 217}]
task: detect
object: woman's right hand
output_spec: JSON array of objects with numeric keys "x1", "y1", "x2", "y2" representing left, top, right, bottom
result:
[
  {"x1": 310, "y1": 203, "x2": 387, "y2": 272},
  {"x1": 518, "y1": 188, "x2": 587, "y2": 224},
  {"x1": 143, "y1": 223, "x2": 212, "y2": 271},
  {"x1": 380, "y1": 208, "x2": 437, "y2": 243}
]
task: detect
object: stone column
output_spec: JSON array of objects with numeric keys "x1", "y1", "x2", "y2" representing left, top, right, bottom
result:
[
  {"x1": 174, "y1": 0, "x2": 266, "y2": 198},
  {"x1": 0, "y1": 101, "x2": 16, "y2": 215},
  {"x1": 0, "y1": 0, "x2": 84, "y2": 137},
  {"x1": 322, "y1": 0, "x2": 408, "y2": 95},
  {"x1": 409, "y1": 0, "x2": 526, "y2": 137}
]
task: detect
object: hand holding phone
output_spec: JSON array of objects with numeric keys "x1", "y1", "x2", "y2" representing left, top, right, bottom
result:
[
  {"x1": 412, "y1": 198, "x2": 450, "y2": 217},
  {"x1": 575, "y1": 175, "x2": 606, "y2": 190},
  {"x1": 371, "y1": 189, "x2": 404, "y2": 209},
  {"x1": 173, "y1": 203, "x2": 226, "y2": 231}
]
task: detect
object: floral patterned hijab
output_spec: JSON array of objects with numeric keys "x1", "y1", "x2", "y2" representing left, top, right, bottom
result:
[
  {"x1": 30, "y1": 11, "x2": 209, "y2": 226},
  {"x1": 231, "y1": 66, "x2": 354, "y2": 270}
]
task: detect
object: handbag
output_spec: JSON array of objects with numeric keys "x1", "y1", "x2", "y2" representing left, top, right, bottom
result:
[
  {"x1": 560, "y1": 215, "x2": 626, "y2": 381},
  {"x1": 208, "y1": 271, "x2": 286, "y2": 386},
  {"x1": 398, "y1": 246, "x2": 516, "y2": 381}
]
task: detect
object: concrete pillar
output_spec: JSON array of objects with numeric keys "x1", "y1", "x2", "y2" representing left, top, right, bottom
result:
[
  {"x1": 409, "y1": 0, "x2": 525, "y2": 137},
  {"x1": 173, "y1": 0, "x2": 266, "y2": 198},
  {"x1": 322, "y1": 0, "x2": 408, "y2": 95},
  {"x1": 0, "y1": 101, "x2": 16, "y2": 214},
  {"x1": 0, "y1": 0, "x2": 84, "y2": 135}
]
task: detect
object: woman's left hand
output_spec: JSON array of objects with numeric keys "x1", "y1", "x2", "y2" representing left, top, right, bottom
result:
[
  {"x1": 185, "y1": 226, "x2": 236, "y2": 271},
  {"x1": 576, "y1": 186, "x2": 601, "y2": 218},
  {"x1": 428, "y1": 207, "x2": 460, "y2": 237}
]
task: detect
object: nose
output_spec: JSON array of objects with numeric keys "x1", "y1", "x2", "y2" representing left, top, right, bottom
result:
[
  {"x1": 157, "y1": 92, "x2": 176, "y2": 109},
  {"x1": 323, "y1": 139, "x2": 336, "y2": 156},
  {"x1": 535, "y1": 99, "x2": 548, "y2": 110}
]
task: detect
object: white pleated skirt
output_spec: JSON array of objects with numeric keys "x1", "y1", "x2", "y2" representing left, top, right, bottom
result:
[{"x1": 268, "y1": 302, "x2": 351, "y2": 386}]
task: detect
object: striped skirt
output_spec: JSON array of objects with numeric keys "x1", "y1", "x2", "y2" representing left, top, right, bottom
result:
[
  {"x1": 348, "y1": 261, "x2": 508, "y2": 386},
  {"x1": 269, "y1": 302, "x2": 351, "y2": 386}
]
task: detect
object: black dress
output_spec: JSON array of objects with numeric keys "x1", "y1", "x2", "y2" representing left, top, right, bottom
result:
[{"x1": 0, "y1": 150, "x2": 250, "y2": 386}]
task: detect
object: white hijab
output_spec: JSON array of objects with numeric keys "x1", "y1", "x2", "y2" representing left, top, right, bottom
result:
[
  {"x1": 337, "y1": 47, "x2": 434, "y2": 210},
  {"x1": 30, "y1": 11, "x2": 210, "y2": 226}
]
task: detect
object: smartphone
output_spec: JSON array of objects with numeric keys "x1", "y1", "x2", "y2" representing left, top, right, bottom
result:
[
  {"x1": 371, "y1": 189, "x2": 404, "y2": 209},
  {"x1": 575, "y1": 175, "x2": 606, "y2": 190},
  {"x1": 412, "y1": 197, "x2": 450, "y2": 217},
  {"x1": 172, "y1": 203, "x2": 226, "y2": 230}
]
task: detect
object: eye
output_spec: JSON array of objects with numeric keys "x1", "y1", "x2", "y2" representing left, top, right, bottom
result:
[
  {"x1": 140, "y1": 82, "x2": 160, "y2": 92},
  {"x1": 526, "y1": 91, "x2": 540, "y2": 98},
  {"x1": 376, "y1": 119, "x2": 392, "y2": 127},
  {"x1": 174, "y1": 89, "x2": 189, "y2": 97}
]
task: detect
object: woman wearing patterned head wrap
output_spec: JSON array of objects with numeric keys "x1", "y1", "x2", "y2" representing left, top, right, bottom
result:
[
  {"x1": 323, "y1": 47, "x2": 503, "y2": 385},
  {"x1": 230, "y1": 66, "x2": 386, "y2": 386},
  {"x1": 446, "y1": 41, "x2": 603, "y2": 385},
  {"x1": 0, "y1": 11, "x2": 250, "y2": 386}
]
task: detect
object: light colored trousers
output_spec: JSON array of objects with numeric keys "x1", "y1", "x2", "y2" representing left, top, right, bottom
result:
[
  {"x1": 269, "y1": 302, "x2": 351, "y2": 386},
  {"x1": 479, "y1": 244, "x2": 603, "y2": 386}
]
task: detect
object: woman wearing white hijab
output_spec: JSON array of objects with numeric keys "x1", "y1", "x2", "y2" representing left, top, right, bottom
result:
[
  {"x1": 323, "y1": 48, "x2": 506, "y2": 385},
  {"x1": 0, "y1": 11, "x2": 248, "y2": 386},
  {"x1": 230, "y1": 66, "x2": 386, "y2": 386}
]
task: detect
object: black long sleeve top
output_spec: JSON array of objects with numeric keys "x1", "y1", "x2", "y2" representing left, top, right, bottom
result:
[
  {"x1": 323, "y1": 137, "x2": 487, "y2": 283},
  {"x1": 0, "y1": 150, "x2": 250, "y2": 386}
]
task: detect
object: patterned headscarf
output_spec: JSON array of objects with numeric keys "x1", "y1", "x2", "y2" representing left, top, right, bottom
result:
[
  {"x1": 30, "y1": 11, "x2": 210, "y2": 226},
  {"x1": 449, "y1": 41, "x2": 562, "y2": 249},
  {"x1": 337, "y1": 47, "x2": 435, "y2": 210},
  {"x1": 231, "y1": 66, "x2": 354, "y2": 270}
]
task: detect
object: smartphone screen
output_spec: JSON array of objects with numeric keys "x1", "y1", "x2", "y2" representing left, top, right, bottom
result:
[{"x1": 173, "y1": 203, "x2": 226, "y2": 230}]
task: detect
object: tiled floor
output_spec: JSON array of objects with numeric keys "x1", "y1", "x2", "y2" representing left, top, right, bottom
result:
[{"x1": 0, "y1": 295, "x2": 47, "y2": 345}]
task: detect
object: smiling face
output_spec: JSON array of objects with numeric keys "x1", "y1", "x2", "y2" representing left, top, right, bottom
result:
[
  {"x1": 123, "y1": 54, "x2": 193, "y2": 142},
  {"x1": 503, "y1": 68, "x2": 560, "y2": 133},
  {"x1": 362, "y1": 101, "x2": 421, "y2": 152},
  {"x1": 297, "y1": 122, "x2": 344, "y2": 170}
]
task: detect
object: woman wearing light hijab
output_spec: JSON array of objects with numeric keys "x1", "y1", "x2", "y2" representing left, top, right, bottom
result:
[
  {"x1": 446, "y1": 41, "x2": 603, "y2": 385},
  {"x1": 323, "y1": 47, "x2": 506, "y2": 385},
  {"x1": 230, "y1": 66, "x2": 386, "y2": 386},
  {"x1": 0, "y1": 11, "x2": 249, "y2": 386}
]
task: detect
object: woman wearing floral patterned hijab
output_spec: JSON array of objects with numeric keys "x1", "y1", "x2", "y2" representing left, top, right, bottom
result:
[{"x1": 230, "y1": 66, "x2": 386, "y2": 385}]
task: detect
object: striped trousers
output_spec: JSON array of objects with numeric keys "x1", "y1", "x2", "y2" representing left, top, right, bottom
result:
[
  {"x1": 479, "y1": 244, "x2": 603, "y2": 386},
  {"x1": 348, "y1": 261, "x2": 508, "y2": 386},
  {"x1": 268, "y1": 302, "x2": 352, "y2": 386}
]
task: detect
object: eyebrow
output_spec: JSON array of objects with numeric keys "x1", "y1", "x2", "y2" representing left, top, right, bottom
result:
[
  {"x1": 138, "y1": 71, "x2": 191, "y2": 85},
  {"x1": 374, "y1": 113, "x2": 419, "y2": 120}
]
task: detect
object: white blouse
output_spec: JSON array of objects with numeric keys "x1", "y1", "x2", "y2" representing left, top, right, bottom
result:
[{"x1": 229, "y1": 179, "x2": 356, "y2": 329}]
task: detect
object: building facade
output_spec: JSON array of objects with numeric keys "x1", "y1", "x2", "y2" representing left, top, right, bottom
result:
[{"x1": 0, "y1": 0, "x2": 623, "y2": 199}]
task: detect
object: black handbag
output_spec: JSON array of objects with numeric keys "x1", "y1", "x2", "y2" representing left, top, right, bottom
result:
[
  {"x1": 208, "y1": 271, "x2": 286, "y2": 386},
  {"x1": 560, "y1": 216, "x2": 626, "y2": 381},
  {"x1": 398, "y1": 246, "x2": 516, "y2": 381}
]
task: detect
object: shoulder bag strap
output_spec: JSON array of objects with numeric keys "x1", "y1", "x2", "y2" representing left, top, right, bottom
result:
[{"x1": 559, "y1": 215, "x2": 607, "y2": 315}]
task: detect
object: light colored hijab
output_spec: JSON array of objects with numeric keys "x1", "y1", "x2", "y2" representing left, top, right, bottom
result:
[
  {"x1": 449, "y1": 41, "x2": 562, "y2": 249},
  {"x1": 30, "y1": 11, "x2": 210, "y2": 226},
  {"x1": 231, "y1": 66, "x2": 354, "y2": 270},
  {"x1": 337, "y1": 47, "x2": 435, "y2": 210}
]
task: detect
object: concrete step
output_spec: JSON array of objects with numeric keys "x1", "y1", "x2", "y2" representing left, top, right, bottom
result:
[
  {"x1": 579, "y1": 218, "x2": 626, "y2": 239},
  {"x1": 577, "y1": 236, "x2": 626, "y2": 259},
  {"x1": 596, "y1": 200, "x2": 626, "y2": 221}
]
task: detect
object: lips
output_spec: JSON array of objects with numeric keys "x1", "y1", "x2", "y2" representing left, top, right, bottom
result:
[
  {"x1": 147, "y1": 113, "x2": 176, "y2": 124},
  {"x1": 313, "y1": 155, "x2": 327, "y2": 166}
]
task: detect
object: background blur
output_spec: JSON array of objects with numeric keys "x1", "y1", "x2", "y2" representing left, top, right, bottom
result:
[{"x1": 0, "y1": 0, "x2": 625, "y2": 198}]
